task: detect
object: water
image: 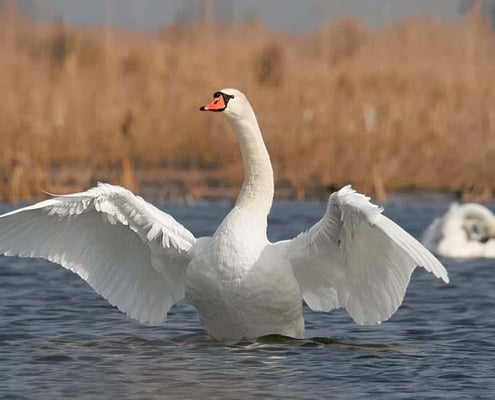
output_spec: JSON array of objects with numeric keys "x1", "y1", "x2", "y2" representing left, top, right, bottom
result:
[{"x1": 1, "y1": 196, "x2": 495, "y2": 399}]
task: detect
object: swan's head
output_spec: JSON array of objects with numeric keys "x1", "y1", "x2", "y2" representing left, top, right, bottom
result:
[
  {"x1": 422, "y1": 203, "x2": 495, "y2": 258},
  {"x1": 199, "y1": 88, "x2": 251, "y2": 119},
  {"x1": 459, "y1": 205, "x2": 495, "y2": 243},
  {"x1": 445, "y1": 203, "x2": 495, "y2": 243},
  {"x1": 463, "y1": 218, "x2": 492, "y2": 243}
]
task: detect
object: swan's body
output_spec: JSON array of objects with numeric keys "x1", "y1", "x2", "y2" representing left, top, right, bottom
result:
[
  {"x1": 0, "y1": 89, "x2": 448, "y2": 343},
  {"x1": 422, "y1": 203, "x2": 495, "y2": 259}
]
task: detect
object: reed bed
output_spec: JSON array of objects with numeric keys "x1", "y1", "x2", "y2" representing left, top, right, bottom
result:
[{"x1": 1, "y1": 8, "x2": 495, "y2": 202}]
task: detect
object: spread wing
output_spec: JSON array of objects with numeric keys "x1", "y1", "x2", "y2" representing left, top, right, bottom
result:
[
  {"x1": 273, "y1": 185, "x2": 448, "y2": 325},
  {"x1": 0, "y1": 183, "x2": 197, "y2": 325}
]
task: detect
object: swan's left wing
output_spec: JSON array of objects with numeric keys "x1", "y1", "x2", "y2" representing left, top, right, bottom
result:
[
  {"x1": 273, "y1": 185, "x2": 448, "y2": 325},
  {"x1": 0, "y1": 183, "x2": 196, "y2": 325}
]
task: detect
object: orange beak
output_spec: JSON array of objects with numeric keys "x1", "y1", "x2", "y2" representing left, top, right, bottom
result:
[{"x1": 199, "y1": 95, "x2": 226, "y2": 112}]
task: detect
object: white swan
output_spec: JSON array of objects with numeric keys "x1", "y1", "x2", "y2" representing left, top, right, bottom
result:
[
  {"x1": 0, "y1": 88, "x2": 448, "y2": 343},
  {"x1": 422, "y1": 202, "x2": 495, "y2": 258}
]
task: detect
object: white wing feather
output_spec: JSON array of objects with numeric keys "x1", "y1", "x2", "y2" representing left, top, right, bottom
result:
[
  {"x1": 276, "y1": 185, "x2": 448, "y2": 325},
  {"x1": 0, "y1": 183, "x2": 196, "y2": 325}
]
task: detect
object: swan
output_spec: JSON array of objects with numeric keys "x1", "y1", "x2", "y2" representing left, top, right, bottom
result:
[
  {"x1": 422, "y1": 202, "x2": 495, "y2": 258},
  {"x1": 0, "y1": 88, "x2": 448, "y2": 343}
]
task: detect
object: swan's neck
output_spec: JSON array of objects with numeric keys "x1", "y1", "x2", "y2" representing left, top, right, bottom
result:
[{"x1": 226, "y1": 112, "x2": 274, "y2": 214}]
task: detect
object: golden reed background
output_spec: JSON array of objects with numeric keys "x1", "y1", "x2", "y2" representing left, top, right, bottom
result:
[{"x1": 1, "y1": 6, "x2": 494, "y2": 202}]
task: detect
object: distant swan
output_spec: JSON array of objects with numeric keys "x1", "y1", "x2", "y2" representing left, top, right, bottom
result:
[
  {"x1": 0, "y1": 89, "x2": 448, "y2": 343},
  {"x1": 422, "y1": 202, "x2": 495, "y2": 259}
]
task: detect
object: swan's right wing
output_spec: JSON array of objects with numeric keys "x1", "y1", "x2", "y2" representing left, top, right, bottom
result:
[
  {"x1": 0, "y1": 183, "x2": 196, "y2": 325},
  {"x1": 273, "y1": 186, "x2": 448, "y2": 325}
]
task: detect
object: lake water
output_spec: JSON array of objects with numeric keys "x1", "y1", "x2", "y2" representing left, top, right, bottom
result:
[{"x1": 1, "y1": 196, "x2": 495, "y2": 399}]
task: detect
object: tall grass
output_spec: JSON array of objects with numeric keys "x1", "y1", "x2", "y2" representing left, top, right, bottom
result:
[{"x1": 1, "y1": 7, "x2": 494, "y2": 202}]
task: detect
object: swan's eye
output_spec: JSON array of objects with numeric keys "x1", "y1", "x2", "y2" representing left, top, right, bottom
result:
[{"x1": 213, "y1": 92, "x2": 221, "y2": 98}]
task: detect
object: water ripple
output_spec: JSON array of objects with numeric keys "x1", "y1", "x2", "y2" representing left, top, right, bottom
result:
[{"x1": 1, "y1": 198, "x2": 495, "y2": 399}]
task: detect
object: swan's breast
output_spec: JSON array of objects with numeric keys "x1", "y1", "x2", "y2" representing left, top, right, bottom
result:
[
  {"x1": 186, "y1": 238, "x2": 303, "y2": 341},
  {"x1": 187, "y1": 226, "x2": 265, "y2": 288}
]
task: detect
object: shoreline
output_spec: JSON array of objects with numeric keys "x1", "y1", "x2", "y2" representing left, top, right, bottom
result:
[{"x1": 2, "y1": 164, "x2": 491, "y2": 204}]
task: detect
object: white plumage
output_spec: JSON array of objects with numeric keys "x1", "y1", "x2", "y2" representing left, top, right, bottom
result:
[
  {"x1": 0, "y1": 184, "x2": 194, "y2": 324},
  {"x1": 422, "y1": 202, "x2": 495, "y2": 258},
  {"x1": 283, "y1": 185, "x2": 447, "y2": 325},
  {"x1": 0, "y1": 88, "x2": 448, "y2": 343}
]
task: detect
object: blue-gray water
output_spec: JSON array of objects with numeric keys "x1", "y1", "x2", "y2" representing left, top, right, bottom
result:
[{"x1": 1, "y1": 196, "x2": 495, "y2": 399}]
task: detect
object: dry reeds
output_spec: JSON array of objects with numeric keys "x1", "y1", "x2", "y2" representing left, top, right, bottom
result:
[{"x1": 1, "y1": 7, "x2": 495, "y2": 202}]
